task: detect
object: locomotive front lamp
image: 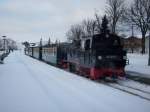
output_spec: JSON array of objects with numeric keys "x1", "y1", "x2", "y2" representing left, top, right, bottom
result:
[{"x1": 98, "y1": 56, "x2": 102, "y2": 60}]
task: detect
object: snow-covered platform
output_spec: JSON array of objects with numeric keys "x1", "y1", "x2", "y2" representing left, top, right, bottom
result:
[
  {"x1": 126, "y1": 53, "x2": 150, "y2": 78},
  {"x1": 0, "y1": 51, "x2": 150, "y2": 112}
]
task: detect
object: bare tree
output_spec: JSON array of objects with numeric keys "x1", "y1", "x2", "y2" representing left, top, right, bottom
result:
[
  {"x1": 48, "y1": 38, "x2": 51, "y2": 46},
  {"x1": 22, "y1": 41, "x2": 30, "y2": 48},
  {"x1": 106, "y1": 0, "x2": 125, "y2": 34},
  {"x1": 82, "y1": 18, "x2": 96, "y2": 36},
  {"x1": 7, "y1": 39, "x2": 17, "y2": 50},
  {"x1": 66, "y1": 24, "x2": 83, "y2": 41},
  {"x1": 127, "y1": 0, "x2": 150, "y2": 54},
  {"x1": 66, "y1": 24, "x2": 83, "y2": 47}
]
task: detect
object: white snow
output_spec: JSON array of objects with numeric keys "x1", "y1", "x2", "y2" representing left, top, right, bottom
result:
[
  {"x1": 125, "y1": 53, "x2": 150, "y2": 78},
  {"x1": 0, "y1": 51, "x2": 4, "y2": 55},
  {"x1": 0, "y1": 51, "x2": 150, "y2": 112}
]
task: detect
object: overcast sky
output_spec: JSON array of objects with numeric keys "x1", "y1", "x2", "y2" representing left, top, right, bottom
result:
[{"x1": 0, "y1": 0, "x2": 108, "y2": 43}]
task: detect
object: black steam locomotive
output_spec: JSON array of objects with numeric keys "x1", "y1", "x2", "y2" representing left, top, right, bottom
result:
[{"x1": 25, "y1": 33, "x2": 127, "y2": 80}]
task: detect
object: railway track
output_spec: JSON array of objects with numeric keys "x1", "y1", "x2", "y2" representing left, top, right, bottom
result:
[
  {"x1": 99, "y1": 79, "x2": 150, "y2": 101},
  {"x1": 67, "y1": 70, "x2": 150, "y2": 102},
  {"x1": 117, "y1": 82, "x2": 150, "y2": 95}
]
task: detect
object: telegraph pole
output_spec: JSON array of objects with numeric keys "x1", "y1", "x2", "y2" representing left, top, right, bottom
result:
[
  {"x1": 148, "y1": 20, "x2": 150, "y2": 66},
  {"x1": 148, "y1": 31, "x2": 150, "y2": 66}
]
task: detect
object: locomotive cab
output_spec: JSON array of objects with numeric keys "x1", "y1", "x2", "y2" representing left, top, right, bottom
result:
[{"x1": 81, "y1": 36, "x2": 92, "y2": 51}]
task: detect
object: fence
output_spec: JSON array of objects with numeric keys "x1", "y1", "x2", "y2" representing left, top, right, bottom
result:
[{"x1": 0, "y1": 50, "x2": 9, "y2": 64}]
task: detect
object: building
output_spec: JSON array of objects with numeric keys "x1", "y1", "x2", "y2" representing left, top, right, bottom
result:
[
  {"x1": 0, "y1": 38, "x2": 4, "y2": 50},
  {"x1": 122, "y1": 36, "x2": 142, "y2": 53}
]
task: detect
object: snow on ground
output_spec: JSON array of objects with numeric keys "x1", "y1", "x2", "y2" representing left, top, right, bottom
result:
[
  {"x1": 125, "y1": 53, "x2": 150, "y2": 78},
  {"x1": 0, "y1": 51, "x2": 4, "y2": 55},
  {"x1": 0, "y1": 51, "x2": 150, "y2": 112}
]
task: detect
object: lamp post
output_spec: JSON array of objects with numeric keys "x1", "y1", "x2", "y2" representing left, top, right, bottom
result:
[
  {"x1": 2, "y1": 36, "x2": 6, "y2": 53},
  {"x1": 39, "y1": 38, "x2": 42, "y2": 60}
]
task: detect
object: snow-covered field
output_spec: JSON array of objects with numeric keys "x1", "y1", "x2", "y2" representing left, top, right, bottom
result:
[
  {"x1": 0, "y1": 51, "x2": 150, "y2": 112},
  {"x1": 125, "y1": 53, "x2": 150, "y2": 78}
]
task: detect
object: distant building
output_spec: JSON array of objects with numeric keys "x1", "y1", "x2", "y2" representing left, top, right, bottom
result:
[
  {"x1": 0, "y1": 38, "x2": 3, "y2": 50},
  {"x1": 121, "y1": 36, "x2": 142, "y2": 53},
  {"x1": 145, "y1": 36, "x2": 149, "y2": 53}
]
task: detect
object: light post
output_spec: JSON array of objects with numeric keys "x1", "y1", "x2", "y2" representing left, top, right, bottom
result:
[
  {"x1": 39, "y1": 38, "x2": 42, "y2": 60},
  {"x1": 2, "y1": 36, "x2": 6, "y2": 53}
]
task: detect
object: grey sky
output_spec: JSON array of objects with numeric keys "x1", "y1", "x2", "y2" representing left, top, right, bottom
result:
[{"x1": 0, "y1": 0, "x2": 107, "y2": 43}]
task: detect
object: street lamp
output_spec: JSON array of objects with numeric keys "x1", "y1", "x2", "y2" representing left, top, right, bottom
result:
[
  {"x1": 2, "y1": 36, "x2": 6, "y2": 53},
  {"x1": 39, "y1": 38, "x2": 42, "y2": 60}
]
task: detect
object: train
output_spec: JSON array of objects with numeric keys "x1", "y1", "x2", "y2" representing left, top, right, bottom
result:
[{"x1": 25, "y1": 33, "x2": 127, "y2": 80}]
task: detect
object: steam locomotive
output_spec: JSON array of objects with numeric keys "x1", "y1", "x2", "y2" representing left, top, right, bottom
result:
[{"x1": 25, "y1": 33, "x2": 127, "y2": 80}]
